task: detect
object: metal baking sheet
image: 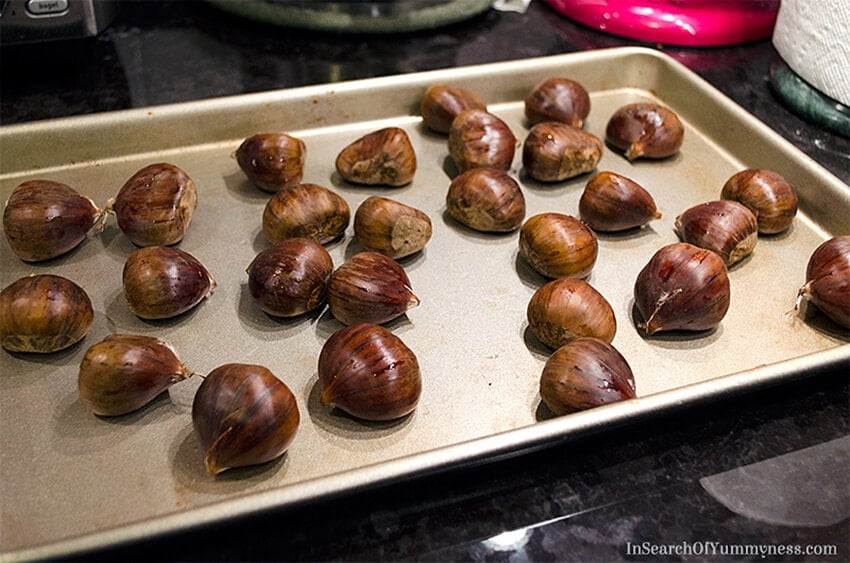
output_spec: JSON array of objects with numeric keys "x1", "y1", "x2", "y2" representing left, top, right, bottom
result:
[{"x1": 1, "y1": 47, "x2": 848, "y2": 560}]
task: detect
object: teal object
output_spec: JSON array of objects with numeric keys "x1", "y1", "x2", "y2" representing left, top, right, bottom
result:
[{"x1": 770, "y1": 61, "x2": 850, "y2": 138}]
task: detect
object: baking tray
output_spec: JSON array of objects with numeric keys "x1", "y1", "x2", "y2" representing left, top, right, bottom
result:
[{"x1": 1, "y1": 47, "x2": 848, "y2": 560}]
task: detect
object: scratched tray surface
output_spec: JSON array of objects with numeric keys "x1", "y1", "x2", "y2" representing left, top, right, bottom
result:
[{"x1": 1, "y1": 47, "x2": 848, "y2": 558}]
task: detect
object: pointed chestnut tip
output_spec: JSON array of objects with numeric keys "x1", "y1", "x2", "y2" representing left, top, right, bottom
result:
[
  {"x1": 637, "y1": 304, "x2": 664, "y2": 336},
  {"x1": 90, "y1": 205, "x2": 110, "y2": 236},
  {"x1": 407, "y1": 289, "x2": 421, "y2": 309},
  {"x1": 637, "y1": 318, "x2": 661, "y2": 336},
  {"x1": 625, "y1": 143, "x2": 644, "y2": 161},
  {"x1": 204, "y1": 454, "x2": 224, "y2": 476},
  {"x1": 319, "y1": 386, "x2": 335, "y2": 408},
  {"x1": 203, "y1": 425, "x2": 234, "y2": 475},
  {"x1": 796, "y1": 281, "x2": 812, "y2": 302}
]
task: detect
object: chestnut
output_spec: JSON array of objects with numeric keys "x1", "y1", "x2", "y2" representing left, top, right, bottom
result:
[
  {"x1": 524, "y1": 77, "x2": 590, "y2": 128},
  {"x1": 192, "y1": 363, "x2": 300, "y2": 475},
  {"x1": 246, "y1": 238, "x2": 334, "y2": 318},
  {"x1": 3, "y1": 180, "x2": 106, "y2": 262},
  {"x1": 318, "y1": 323, "x2": 421, "y2": 421},
  {"x1": 519, "y1": 213, "x2": 598, "y2": 279},
  {"x1": 522, "y1": 122, "x2": 603, "y2": 182},
  {"x1": 420, "y1": 84, "x2": 487, "y2": 134},
  {"x1": 236, "y1": 132, "x2": 306, "y2": 193},
  {"x1": 109, "y1": 162, "x2": 198, "y2": 247},
  {"x1": 606, "y1": 102, "x2": 683, "y2": 160},
  {"x1": 448, "y1": 109, "x2": 516, "y2": 172},
  {"x1": 0, "y1": 274, "x2": 94, "y2": 353},
  {"x1": 335, "y1": 127, "x2": 416, "y2": 187}
]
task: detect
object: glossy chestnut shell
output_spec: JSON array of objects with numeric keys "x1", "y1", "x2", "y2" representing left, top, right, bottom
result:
[
  {"x1": 605, "y1": 102, "x2": 684, "y2": 160},
  {"x1": 539, "y1": 337, "x2": 636, "y2": 415},
  {"x1": 192, "y1": 363, "x2": 300, "y2": 475},
  {"x1": 445, "y1": 167, "x2": 526, "y2": 233},
  {"x1": 420, "y1": 84, "x2": 487, "y2": 134},
  {"x1": 721, "y1": 168, "x2": 798, "y2": 234},
  {"x1": 246, "y1": 238, "x2": 334, "y2": 317},
  {"x1": 448, "y1": 109, "x2": 516, "y2": 172},
  {"x1": 0, "y1": 274, "x2": 94, "y2": 353},
  {"x1": 122, "y1": 246, "x2": 215, "y2": 320},
  {"x1": 522, "y1": 122, "x2": 603, "y2": 182},
  {"x1": 236, "y1": 133, "x2": 306, "y2": 193},
  {"x1": 634, "y1": 242, "x2": 730, "y2": 335},
  {"x1": 327, "y1": 251, "x2": 419, "y2": 326},
  {"x1": 797, "y1": 236, "x2": 850, "y2": 329},
  {"x1": 518, "y1": 213, "x2": 598, "y2": 279},
  {"x1": 353, "y1": 196, "x2": 432, "y2": 259},
  {"x1": 335, "y1": 127, "x2": 417, "y2": 187},
  {"x1": 110, "y1": 162, "x2": 198, "y2": 247},
  {"x1": 262, "y1": 183, "x2": 350, "y2": 245},
  {"x1": 3, "y1": 180, "x2": 106, "y2": 262},
  {"x1": 318, "y1": 323, "x2": 421, "y2": 421},
  {"x1": 78, "y1": 334, "x2": 193, "y2": 416},
  {"x1": 674, "y1": 200, "x2": 758, "y2": 266},
  {"x1": 527, "y1": 277, "x2": 617, "y2": 349},
  {"x1": 524, "y1": 77, "x2": 591, "y2": 128},
  {"x1": 578, "y1": 171, "x2": 660, "y2": 232}
]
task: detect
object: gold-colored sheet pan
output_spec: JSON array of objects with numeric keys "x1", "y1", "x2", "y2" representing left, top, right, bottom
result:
[{"x1": 1, "y1": 47, "x2": 848, "y2": 560}]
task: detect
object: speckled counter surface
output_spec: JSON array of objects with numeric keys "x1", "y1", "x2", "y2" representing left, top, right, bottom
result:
[{"x1": 1, "y1": 2, "x2": 848, "y2": 561}]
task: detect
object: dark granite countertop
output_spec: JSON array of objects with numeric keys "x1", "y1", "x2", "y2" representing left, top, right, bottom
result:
[{"x1": 2, "y1": 2, "x2": 848, "y2": 561}]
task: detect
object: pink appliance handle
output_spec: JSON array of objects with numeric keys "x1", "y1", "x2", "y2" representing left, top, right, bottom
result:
[{"x1": 544, "y1": 0, "x2": 780, "y2": 47}]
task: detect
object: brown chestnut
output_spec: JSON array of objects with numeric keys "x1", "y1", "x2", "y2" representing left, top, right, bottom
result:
[
  {"x1": 445, "y1": 167, "x2": 526, "y2": 233},
  {"x1": 420, "y1": 84, "x2": 487, "y2": 134},
  {"x1": 262, "y1": 183, "x2": 350, "y2": 245},
  {"x1": 634, "y1": 242, "x2": 730, "y2": 335},
  {"x1": 335, "y1": 127, "x2": 416, "y2": 187},
  {"x1": 527, "y1": 278, "x2": 616, "y2": 349},
  {"x1": 78, "y1": 334, "x2": 194, "y2": 416},
  {"x1": 524, "y1": 77, "x2": 591, "y2": 128},
  {"x1": 674, "y1": 200, "x2": 758, "y2": 266},
  {"x1": 353, "y1": 196, "x2": 432, "y2": 259},
  {"x1": 606, "y1": 102, "x2": 684, "y2": 160},
  {"x1": 318, "y1": 323, "x2": 421, "y2": 421},
  {"x1": 519, "y1": 213, "x2": 598, "y2": 279},
  {"x1": 0, "y1": 274, "x2": 94, "y2": 353},
  {"x1": 3, "y1": 180, "x2": 107, "y2": 262},
  {"x1": 540, "y1": 337, "x2": 636, "y2": 415},
  {"x1": 721, "y1": 168, "x2": 798, "y2": 234},
  {"x1": 109, "y1": 162, "x2": 198, "y2": 247},
  {"x1": 579, "y1": 171, "x2": 661, "y2": 232},
  {"x1": 192, "y1": 363, "x2": 300, "y2": 475},
  {"x1": 522, "y1": 122, "x2": 603, "y2": 182},
  {"x1": 236, "y1": 133, "x2": 306, "y2": 193},
  {"x1": 327, "y1": 251, "x2": 419, "y2": 326},
  {"x1": 246, "y1": 238, "x2": 334, "y2": 317},
  {"x1": 448, "y1": 109, "x2": 516, "y2": 172},
  {"x1": 122, "y1": 246, "x2": 215, "y2": 320},
  {"x1": 797, "y1": 236, "x2": 850, "y2": 329}
]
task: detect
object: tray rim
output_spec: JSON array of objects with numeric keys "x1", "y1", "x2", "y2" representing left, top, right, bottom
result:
[
  {"x1": 0, "y1": 46, "x2": 845, "y2": 184},
  {"x1": 2, "y1": 46, "x2": 849, "y2": 561}
]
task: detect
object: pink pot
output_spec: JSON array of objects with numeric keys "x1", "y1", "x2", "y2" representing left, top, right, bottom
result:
[{"x1": 545, "y1": 0, "x2": 780, "y2": 47}]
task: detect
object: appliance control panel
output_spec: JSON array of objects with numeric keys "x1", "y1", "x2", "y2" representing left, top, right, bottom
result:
[{"x1": 0, "y1": 0, "x2": 115, "y2": 44}]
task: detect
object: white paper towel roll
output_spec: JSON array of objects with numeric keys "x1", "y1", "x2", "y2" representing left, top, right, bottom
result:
[{"x1": 772, "y1": 0, "x2": 850, "y2": 105}]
